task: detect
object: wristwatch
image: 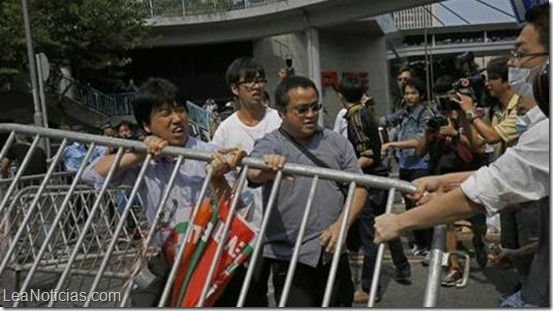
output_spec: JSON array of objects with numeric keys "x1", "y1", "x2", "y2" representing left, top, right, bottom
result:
[{"x1": 466, "y1": 110, "x2": 479, "y2": 123}]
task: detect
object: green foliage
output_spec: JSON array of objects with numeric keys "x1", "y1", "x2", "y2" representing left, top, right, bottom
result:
[{"x1": 0, "y1": 0, "x2": 151, "y2": 92}]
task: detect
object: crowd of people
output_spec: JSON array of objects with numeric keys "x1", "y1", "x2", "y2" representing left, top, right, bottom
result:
[
  {"x1": 1, "y1": 2, "x2": 548, "y2": 308},
  {"x1": 86, "y1": 6, "x2": 549, "y2": 306}
]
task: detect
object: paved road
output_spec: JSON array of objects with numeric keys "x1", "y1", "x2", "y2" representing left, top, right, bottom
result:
[{"x1": 351, "y1": 250, "x2": 521, "y2": 308}]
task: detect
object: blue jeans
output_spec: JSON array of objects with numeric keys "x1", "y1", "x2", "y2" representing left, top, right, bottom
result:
[
  {"x1": 499, "y1": 290, "x2": 538, "y2": 307},
  {"x1": 359, "y1": 189, "x2": 410, "y2": 293}
]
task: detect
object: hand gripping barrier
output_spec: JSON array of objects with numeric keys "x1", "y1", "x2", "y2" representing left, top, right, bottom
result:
[{"x1": 0, "y1": 123, "x2": 450, "y2": 307}]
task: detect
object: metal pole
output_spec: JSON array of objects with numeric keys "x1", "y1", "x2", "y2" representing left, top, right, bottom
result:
[
  {"x1": 368, "y1": 187, "x2": 396, "y2": 307},
  {"x1": 21, "y1": 0, "x2": 43, "y2": 128},
  {"x1": 423, "y1": 224, "x2": 447, "y2": 307},
  {"x1": 35, "y1": 54, "x2": 51, "y2": 158},
  {"x1": 306, "y1": 27, "x2": 323, "y2": 127},
  {"x1": 423, "y1": 5, "x2": 431, "y2": 101},
  {"x1": 148, "y1": 0, "x2": 154, "y2": 17}
]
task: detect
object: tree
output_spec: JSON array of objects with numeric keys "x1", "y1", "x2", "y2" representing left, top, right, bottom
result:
[{"x1": 0, "y1": 0, "x2": 151, "y2": 92}]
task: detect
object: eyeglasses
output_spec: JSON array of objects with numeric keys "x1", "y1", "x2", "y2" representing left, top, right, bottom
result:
[
  {"x1": 291, "y1": 102, "x2": 322, "y2": 115},
  {"x1": 509, "y1": 50, "x2": 548, "y2": 63},
  {"x1": 237, "y1": 78, "x2": 267, "y2": 89}
]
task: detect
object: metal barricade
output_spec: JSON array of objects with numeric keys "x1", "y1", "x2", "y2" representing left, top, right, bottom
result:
[{"x1": 0, "y1": 123, "x2": 448, "y2": 307}]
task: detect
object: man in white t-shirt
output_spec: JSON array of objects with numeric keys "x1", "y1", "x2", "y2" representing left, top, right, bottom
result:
[
  {"x1": 211, "y1": 57, "x2": 281, "y2": 307},
  {"x1": 333, "y1": 107, "x2": 348, "y2": 138},
  {"x1": 212, "y1": 57, "x2": 281, "y2": 226}
]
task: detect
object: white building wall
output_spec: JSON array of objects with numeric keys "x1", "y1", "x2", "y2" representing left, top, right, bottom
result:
[
  {"x1": 252, "y1": 32, "x2": 308, "y2": 104},
  {"x1": 319, "y1": 31, "x2": 391, "y2": 128},
  {"x1": 253, "y1": 31, "x2": 391, "y2": 128}
]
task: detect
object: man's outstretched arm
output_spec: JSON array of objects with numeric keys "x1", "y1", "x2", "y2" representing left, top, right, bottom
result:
[{"x1": 374, "y1": 187, "x2": 485, "y2": 244}]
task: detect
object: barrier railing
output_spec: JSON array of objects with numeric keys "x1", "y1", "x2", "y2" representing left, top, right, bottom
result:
[
  {"x1": 60, "y1": 77, "x2": 133, "y2": 117},
  {"x1": 142, "y1": 0, "x2": 287, "y2": 18},
  {"x1": 0, "y1": 123, "x2": 448, "y2": 307}
]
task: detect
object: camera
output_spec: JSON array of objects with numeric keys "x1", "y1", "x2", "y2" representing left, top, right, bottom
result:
[
  {"x1": 452, "y1": 74, "x2": 484, "y2": 100},
  {"x1": 427, "y1": 115, "x2": 449, "y2": 131},
  {"x1": 436, "y1": 96, "x2": 460, "y2": 111}
]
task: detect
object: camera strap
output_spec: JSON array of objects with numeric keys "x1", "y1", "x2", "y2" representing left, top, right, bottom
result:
[{"x1": 278, "y1": 127, "x2": 348, "y2": 199}]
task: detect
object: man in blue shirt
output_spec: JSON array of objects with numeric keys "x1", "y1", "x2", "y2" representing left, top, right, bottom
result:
[{"x1": 83, "y1": 78, "x2": 238, "y2": 307}]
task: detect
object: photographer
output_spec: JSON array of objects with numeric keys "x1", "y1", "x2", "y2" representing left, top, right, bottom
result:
[
  {"x1": 417, "y1": 76, "x2": 487, "y2": 286},
  {"x1": 457, "y1": 56, "x2": 519, "y2": 162}
]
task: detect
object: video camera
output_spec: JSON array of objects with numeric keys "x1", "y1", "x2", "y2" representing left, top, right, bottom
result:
[
  {"x1": 452, "y1": 72, "x2": 485, "y2": 101},
  {"x1": 454, "y1": 51, "x2": 487, "y2": 106},
  {"x1": 434, "y1": 75, "x2": 461, "y2": 111}
]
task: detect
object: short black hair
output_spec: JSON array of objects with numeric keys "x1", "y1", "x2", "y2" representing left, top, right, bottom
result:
[
  {"x1": 116, "y1": 120, "x2": 133, "y2": 130},
  {"x1": 274, "y1": 76, "x2": 319, "y2": 111},
  {"x1": 402, "y1": 77, "x2": 426, "y2": 99},
  {"x1": 486, "y1": 56, "x2": 509, "y2": 82},
  {"x1": 132, "y1": 78, "x2": 186, "y2": 128},
  {"x1": 225, "y1": 57, "x2": 266, "y2": 87},
  {"x1": 433, "y1": 75, "x2": 456, "y2": 94},
  {"x1": 525, "y1": 3, "x2": 549, "y2": 51},
  {"x1": 338, "y1": 76, "x2": 367, "y2": 103}
]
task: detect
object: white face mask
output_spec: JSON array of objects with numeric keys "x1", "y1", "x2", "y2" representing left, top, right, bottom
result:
[{"x1": 508, "y1": 67, "x2": 535, "y2": 102}]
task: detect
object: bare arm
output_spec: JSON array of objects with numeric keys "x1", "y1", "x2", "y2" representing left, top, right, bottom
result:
[
  {"x1": 357, "y1": 156, "x2": 374, "y2": 168},
  {"x1": 93, "y1": 135, "x2": 166, "y2": 178},
  {"x1": 386, "y1": 138, "x2": 422, "y2": 150},
  {"x1": 375, "y1": 187, "x2": 486, "y2": 243},
  {"x1": 407, "y1": 171, "x2": 475, "y2": 203},
  {"x1": 0, "y1": 158, "x2": 11, "y2": 178},
  {"x1": 246, "y1": 154, "x2": 286, "y2": 184},
  {"x1": 320, "y1": 186, "x2": 368, "y2": 253},
  {"x1": 455, "y1": 92, "x2": 502, "y2": 144},
  {"x1": 416, "y1": 132, "x2": 435, "y2": 157},
  {"x1": 469, "y1": 118, "x2": 503, "y2": 144}
]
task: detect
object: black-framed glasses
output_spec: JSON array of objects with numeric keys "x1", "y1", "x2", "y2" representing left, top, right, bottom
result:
[
  {"x1": 292, "y1": 102, "x2": 322, "y2": 115},
  {"x1": 237, "y1": 78, "x2": 267, "y2": 89},
  {"x1": 510, "y1": 50, "x2": 548, "y2": 61}
]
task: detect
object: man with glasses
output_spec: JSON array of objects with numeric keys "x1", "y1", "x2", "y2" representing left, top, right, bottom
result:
[
  {"x1": 248, "y1": 76, "x2": 368, "y2": 306},
  {"x1": 374, "y1": 3, "x2": 549, "y2": 307},
  {"x1": 211, "y1": 56, "x2": 281, "y2": 306}
]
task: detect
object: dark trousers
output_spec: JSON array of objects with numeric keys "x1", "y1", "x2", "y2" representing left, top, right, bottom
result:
[
  {"x1": 359, "y1": 189, "x2": 410, "y2": 293},
  {"x1": 500, "y1": 201, "x2": 540, "y2": 278},
  {"x1": 131, "y1": 255, "x2": 171, "y2": 307},
  {"x1": 399, "y1": 168, "x2": 433, "y2": 250},
  {"x1": 269, "y1": 252, "x2": 354, "y2": 307},
  {"x1": 212, "y1": 257, "x2": 271, "y2": 307},
  {"x1": 131, "y1": 256, "x2": 268, "y2": 307}
]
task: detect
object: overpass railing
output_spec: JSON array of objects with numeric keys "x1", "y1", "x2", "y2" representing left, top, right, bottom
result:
[{"x1": 142, "y1": 0, "x2": 287, "y2": 18}]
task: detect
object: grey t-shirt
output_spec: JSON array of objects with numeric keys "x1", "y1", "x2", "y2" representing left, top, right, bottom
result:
[{"x1": 249, "y1": 127, "x2": 362, "y2": 267}]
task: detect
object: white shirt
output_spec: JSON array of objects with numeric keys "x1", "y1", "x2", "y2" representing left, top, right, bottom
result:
[
  {"x1": 333, "y1": 108, "x2": 348, "y2": 138},
  {"x1": 211, "y1": 107, "x2": 282, "y2": 229},
  {"x1": 460, "y1": 109, "x2": 549, "y2": 216},
  {"x1": 212, "y1": 108, "x2": 281, "y2": 152}
]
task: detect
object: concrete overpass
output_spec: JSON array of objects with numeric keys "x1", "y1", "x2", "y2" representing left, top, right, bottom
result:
[{"x1": 146, "y1": 0, "x2": 441, "y2": 46}]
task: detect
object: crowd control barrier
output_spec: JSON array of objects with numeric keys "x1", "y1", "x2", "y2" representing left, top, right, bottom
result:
[{"x1": 0, "y1": 123, "x2": 450, "y2": 307}]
